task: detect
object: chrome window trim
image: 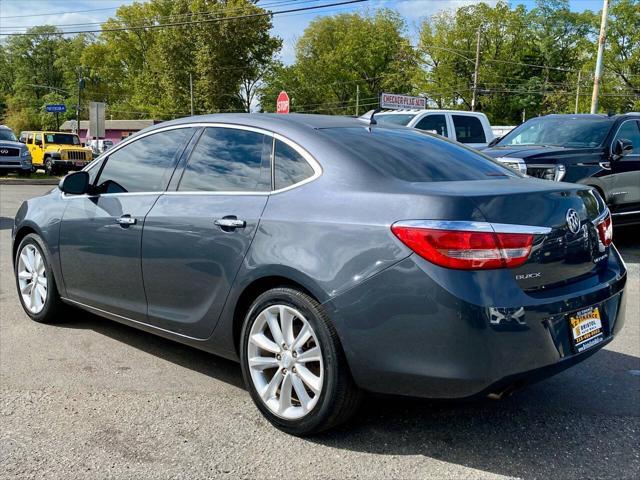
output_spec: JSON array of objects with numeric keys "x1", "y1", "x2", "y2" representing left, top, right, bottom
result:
[
  {"x1": 79, "y1": 121, "x2": 323, "y2": 197},
  {"x1": 394, "y1": 220, "x2": 552, "y2": 235}
]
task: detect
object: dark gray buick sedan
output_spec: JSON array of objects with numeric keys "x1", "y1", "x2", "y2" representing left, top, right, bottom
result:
[{"x1": 12, "y1": 114, "x2": 627, "y2": 435}]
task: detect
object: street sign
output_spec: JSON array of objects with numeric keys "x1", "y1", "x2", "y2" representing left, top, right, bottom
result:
[
  {"x1": 89, "y1": 101, "x2": 106, "y2": 138},
  {"x1": 276, "y1": 91, "x2": 290, "y2": 114},
  {"x1": 45, "y1": 104, "x2": 66, "y2": 113},
  {"x1": 380, "y1": 93, "x2": 426, "y2": 110}
]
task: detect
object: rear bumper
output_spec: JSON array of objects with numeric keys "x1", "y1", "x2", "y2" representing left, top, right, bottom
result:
[{"x1": 325, "y1": 246, "x2": 627, "y2": 399}]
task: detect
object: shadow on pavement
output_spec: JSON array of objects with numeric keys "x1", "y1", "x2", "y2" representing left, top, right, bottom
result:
[
  {"x1": 56, "y1": 309, "x2": 245, "y2": 389},
  {"x1": 614, "y1": 225, "x2": 639, "y2": 264},
  {"x1": 53, "y1": 307, "x2": 639, "y2": 479}
]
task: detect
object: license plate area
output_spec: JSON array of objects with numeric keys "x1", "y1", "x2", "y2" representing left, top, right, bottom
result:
[{"x1": 568, "y1": 306, "x2": 604, "y2": 353}]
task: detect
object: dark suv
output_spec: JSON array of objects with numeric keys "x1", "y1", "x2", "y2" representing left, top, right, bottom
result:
[{"x1": 483, "y1": 114, "x2": 640, "y2": 225}]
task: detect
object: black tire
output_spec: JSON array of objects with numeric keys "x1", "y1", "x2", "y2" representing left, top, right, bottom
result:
[
  {"x1": 240, "y1": 287, "x2": 362, "y2": 436},
  {"x1": 44, "y1": 158, "x2": 56, "y2": 176},
  {"x1": 17, "y1": 170, "x2": 31, "y2": 177},
  {"x1": 14, "y1": 233, "x2": 66, "y2": 323}
]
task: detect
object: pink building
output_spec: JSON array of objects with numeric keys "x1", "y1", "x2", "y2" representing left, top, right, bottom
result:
[{"x1": 60, "y1": 119, "x2": 163, "y2": 145}]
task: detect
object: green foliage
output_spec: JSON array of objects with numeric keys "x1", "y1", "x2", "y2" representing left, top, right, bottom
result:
[
  {"x1": 415, "y1": 0, "x2": 638, "y2": 123},
  {"x1": 1, "y1": 0, "x2": 280, "y2": 128},
  {"x1": 260, "y1": 10, "x2": 418, "y2": 114},
  {"x1": 0, "y1": 0, "x2": 638, "y2": 129}
]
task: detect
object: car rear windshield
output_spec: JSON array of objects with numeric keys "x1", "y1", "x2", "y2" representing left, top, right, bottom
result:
[
  {"x1": 497, "y1": 116, "x2": 613, "y2": 148},
  {"x1": 374, "y1": 114, "x2": 416, "y2": 126},
  {"x1": 45, "y1": 133, "x2": 80, "y2": 145},
  {"x1": 324, "y1": 127, "x2": 517, "y2": 182}
]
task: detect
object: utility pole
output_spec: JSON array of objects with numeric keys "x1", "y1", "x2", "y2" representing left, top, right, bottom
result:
[
  {"x1": 189, "y1": 73, "x2": 194, "y2": 116},
  {"x1": 591, "y1": 0, "x2": 609, "y2": 114},
  {"x1": 75, "y1": 67, "x2": 83, "y2": 134},
  {"x1": 575, "y1": 70, "x2": 581, "y2": 114},
  {"x1": 355, "y1": 84, "x2": 359, "y2": 116},
  {"x1": 471, "y1": 26, "x2": 481, "y2": 112}
]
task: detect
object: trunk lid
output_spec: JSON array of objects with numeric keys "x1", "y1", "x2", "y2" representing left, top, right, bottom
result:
[{"x1": 462, "y1": 178, "x2": 609, "y2": 290}]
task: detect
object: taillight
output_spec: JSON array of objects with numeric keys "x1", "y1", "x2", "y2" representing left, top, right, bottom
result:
[
  {"x1": 596, "y1": 213, "x2": 613, "y2": 247},
  {"x1": 391, "y1": 225, "x2": 534, "y2": 270}
]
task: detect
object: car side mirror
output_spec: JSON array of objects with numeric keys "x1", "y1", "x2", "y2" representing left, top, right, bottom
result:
[
  {"x1": 612, "y1": 138, "x2": 633, "y2": 159},
  {"x1": 59, "y1": 171, "x2": 89, "y2": 195},
  {"x1": 488, "y1": 136, "x2": 502, "y2": 148}
]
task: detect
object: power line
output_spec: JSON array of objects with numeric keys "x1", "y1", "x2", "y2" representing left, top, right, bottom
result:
[
  {"x1": 0, "y1": 0, "x2": 311, "y2": 31},
  {"x1": 0, "y1": 0, "x2": 370, "y2": 36},
  {"x1": 1, "y1": 6, "x2": 119, "y2": 19}
]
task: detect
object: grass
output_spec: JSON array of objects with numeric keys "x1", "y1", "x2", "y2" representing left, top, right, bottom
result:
[{"x1": 0, "y1": 170, "x2": 62, "y2": 181}]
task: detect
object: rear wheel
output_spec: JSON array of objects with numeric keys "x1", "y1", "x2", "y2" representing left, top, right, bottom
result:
[
  {"x1": 240, "y1": 287, "x2": 361, "y2": 435},
  {"x1": 15, "y1": 234, "x2": 66, "y2": 323}
]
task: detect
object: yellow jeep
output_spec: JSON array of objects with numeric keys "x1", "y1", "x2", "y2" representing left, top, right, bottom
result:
[{"x1": 21, "y1": 131, "x2": 93, "y2": 175}]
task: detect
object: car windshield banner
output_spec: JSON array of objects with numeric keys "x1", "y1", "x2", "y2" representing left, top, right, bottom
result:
[{"x1": 380, "y1": 93, "x2": 426, "y2": 110}]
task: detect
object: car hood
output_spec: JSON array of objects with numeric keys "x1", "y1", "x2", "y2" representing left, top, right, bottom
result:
[
  {"x1": 0, "y1": 140, "x2": 25, "y2": 149},
  {"x1": 483, "y1": 145, "x2": 603, "y2": 161}
]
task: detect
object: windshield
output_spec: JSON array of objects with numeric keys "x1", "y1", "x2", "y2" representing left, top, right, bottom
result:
[
  {"x1": 324, "y1": 127, "x2": 518, "y2": 182},
  {"x1": 45, "y1": 133, "x2": 80, "y2": 145},
  {"x1": 498, "y1": 116, "x2": 612, "y2": 148},
  {"x1": 374, "y1": 114, "x2": 416, "y2": 126},
  {"x1": 0, "y1": 129, "x2": 17, "y2": 141}
]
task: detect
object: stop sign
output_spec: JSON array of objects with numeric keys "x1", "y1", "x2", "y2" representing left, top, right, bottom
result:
[{"x1": 276, "y1": 91, "x2": 290, "y2": 114}]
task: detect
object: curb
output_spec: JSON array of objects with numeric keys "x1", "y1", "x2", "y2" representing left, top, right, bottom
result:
[{"x1": 0, "y1": 179, "x2": 60, "y2": 186}]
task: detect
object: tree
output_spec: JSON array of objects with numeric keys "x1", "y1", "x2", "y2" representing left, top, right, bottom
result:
[{"x1": 260, "y1": 10, "x2": 418, "y2": 114}]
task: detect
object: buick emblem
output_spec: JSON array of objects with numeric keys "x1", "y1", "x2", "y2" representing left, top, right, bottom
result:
[
  {"x1": 566, "y1": 209, "x2": 581, "y2": 234},
  {"x1": 0, "y1": 149, "x2": 8, "y2": 154}
]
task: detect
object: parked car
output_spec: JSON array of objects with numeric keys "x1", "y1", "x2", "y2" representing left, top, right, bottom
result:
[
  {"x1": 484, "y1": 113, "x2": 640, "y2": 225},
  {"x1": 19, "y1": 131, "x2": 93, "y2": 175},
  {"x1": 373, "y1": 109, "x2": 494, "y2": 149},
  {"x1": 0, "y1": 125, "x2": 32, "y2": 175},
  {"x1": 12, "y1": 114, "x2": 627, "y2": 435},
  {"x1": 87, "y1": 138, "x2": 114, "y2": 156}
]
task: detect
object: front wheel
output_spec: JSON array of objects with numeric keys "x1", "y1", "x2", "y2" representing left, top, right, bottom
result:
[
  {"x1": 15, "y1": 234, "x2": 65, "y2": 323},
  {"x1": 240, "y1": 287, "x2": 362, "y2": 435},
  {"x1": 44, "y1": 158, "x2": 56, "y2": 176}
]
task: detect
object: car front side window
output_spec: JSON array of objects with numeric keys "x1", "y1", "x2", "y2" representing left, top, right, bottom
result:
[
  {"x1": 94, "y1": 127, "x2": 195, "y2": 194},
  {"x1": 613, "y1": 120, "x2": 640, "y2": 156}
]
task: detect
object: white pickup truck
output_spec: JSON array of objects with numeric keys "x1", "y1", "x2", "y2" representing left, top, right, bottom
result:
[{"x1": 373, "y1": 109, "x2": 495, "y2": 149}]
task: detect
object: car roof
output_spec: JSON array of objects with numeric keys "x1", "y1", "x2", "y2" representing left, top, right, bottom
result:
[
  {"x1": 159, "y1": 113, "x2": 373, "y2": 131},
  {"x1": 375, "y1": 109, "x2": 488, "y2": 116}
]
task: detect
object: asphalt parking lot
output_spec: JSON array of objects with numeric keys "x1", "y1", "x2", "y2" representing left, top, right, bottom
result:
[{"x1": 1, "y1": 184, "x2": 638, "y2": 480}]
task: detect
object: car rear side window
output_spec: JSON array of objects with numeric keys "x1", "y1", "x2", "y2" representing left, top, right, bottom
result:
[
  {"x1": 324, "y1": 127, "x2": 516, "y2": 182},
  {"x1": 178, "y1": 127, "x2": 271, "y2": 192},
  {"x1": 452, "y1": 115, "x2": 486, "y2": 144},
  {"x1": 274, "y1": 139, "x2": 315, "y2": 190},
  {"x1": 415, "y1": 114, "x2": 448, "y2": 137},
  {"x1": 95, "y1": 127, "x2": 194, "y2": 194}
]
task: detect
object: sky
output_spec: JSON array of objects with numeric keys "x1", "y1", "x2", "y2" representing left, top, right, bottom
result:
[{"x1": 0, "y1": 0, "x2": 608, "y2": 64}]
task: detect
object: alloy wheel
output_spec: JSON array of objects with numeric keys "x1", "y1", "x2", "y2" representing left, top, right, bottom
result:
[
  {"x1": 17, "y1": 244, "x2": 48, "y2": 314},
  {"x1": 247, "y1": 304, "x2": 324, "y2": 420}
]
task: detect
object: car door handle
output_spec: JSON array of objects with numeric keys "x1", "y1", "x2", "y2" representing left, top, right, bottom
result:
[
  {"x1": 115, "y1": 215, "x2": 137, "y2": 226},
  {"x1": 214, "y1": 217, "x2": 246, "y2": 229}
]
